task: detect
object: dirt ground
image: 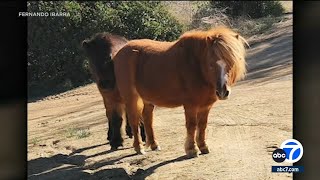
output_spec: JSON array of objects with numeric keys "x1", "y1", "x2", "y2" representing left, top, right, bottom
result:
[{"x1": 28, "y1": 15, "x2": 293, "y2": 180}]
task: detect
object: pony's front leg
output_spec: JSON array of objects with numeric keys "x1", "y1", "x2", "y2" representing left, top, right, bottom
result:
[
  {"x1": 184, "y1": 106, "x2": 199, "y2": 158},
  {"x1": 143, "y1": 103, "x2": 160, "y2": 151},
  {"x1": 102, "y1": 95, "x2": 124, "y2": 149},
  {"x1": 196, "y1": 106, "x2": 211, "y2": 154},
  {"x1": 126, "y1": 99, "x2": 145, "y2": 155},
  {"x1": 107, "y1": 115, "x2": 112, "y2": 141},
  {"x1": 109, "y1": 110, "x2": 125, "y2": 150}
]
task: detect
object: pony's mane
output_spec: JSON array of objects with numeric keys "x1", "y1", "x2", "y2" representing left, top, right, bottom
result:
[
  {"x1": 108, "y1": 34, "x2": 129, "y2": 57},
  {"x1": 178, "y1": 26, "x2": 249, "y2": 84},
  {"x1": 82, "y1": 32, "x2": 128, "y2": 87},
  {"x1": 83, "y1": 32, "x2": 128, "y2": 58}
]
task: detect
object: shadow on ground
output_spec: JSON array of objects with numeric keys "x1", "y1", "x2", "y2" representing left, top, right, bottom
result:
[
  {"x1": 131, "y1": 155, "x2": 188, "y2": 180},
  {"x1": 28, "y1": 143, "x2": 190, "y2": 180}
]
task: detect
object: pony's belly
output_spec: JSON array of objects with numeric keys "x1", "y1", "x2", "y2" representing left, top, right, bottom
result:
[
  {"x1": 143, "y1": 98, "x2": 182, "y2": 108},
  {"x1": 137, "y1": 89, "x2": 183, "y2": 108},
  {"x1": 136, "y1": 74, "x2": 184, "y2": 107},
  {"x1": 141, "y1": 92, "x2": 216, "y2": 108},
  {"x1": 136, "y1": 83, "x2": 216, "y2": 108}
]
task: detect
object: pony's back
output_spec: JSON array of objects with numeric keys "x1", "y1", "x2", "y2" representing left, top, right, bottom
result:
[{"x1": 124, "y1": 39, "x2": 176, "y2": 53}]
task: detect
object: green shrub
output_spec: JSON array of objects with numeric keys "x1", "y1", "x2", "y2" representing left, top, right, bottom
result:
[{"x1": 28, "y1": 1, "x2": 183, "y2": 98}]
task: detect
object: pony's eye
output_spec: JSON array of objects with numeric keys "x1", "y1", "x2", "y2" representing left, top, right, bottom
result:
[{"x1": 107, "y1": 55, "x2": 112, "y2": 61}]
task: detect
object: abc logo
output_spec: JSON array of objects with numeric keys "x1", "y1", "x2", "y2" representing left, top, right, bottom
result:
[
  {"x1": 272, "y1": 139, "x2": 303, "y2": 163},
  {"x1": 272, "y1": 148, "x2": 286, "y2": 163},
  {"x1": 280, "y1": 139, "x2": 303, "y2": 163}
]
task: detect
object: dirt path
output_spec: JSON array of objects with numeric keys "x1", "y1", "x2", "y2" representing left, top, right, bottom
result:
[{"x1": 28, "y1": 16, "x2": 293, "y2": 180}]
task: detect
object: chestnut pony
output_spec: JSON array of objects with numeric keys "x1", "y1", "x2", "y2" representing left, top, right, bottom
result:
[
  {"x1": 82, "y1": 32, "x2": 145, "y2": 150},
  {"x1": 113, "y1": 27, "x2": 249, "y2": 157}
]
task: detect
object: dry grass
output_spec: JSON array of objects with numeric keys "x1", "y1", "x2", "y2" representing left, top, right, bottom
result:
[
  {"x1": 163, "y1": 1, "x2": 291, "y2": 37},
  {"x1": 162, "y1": 1, "x2": 196, "y2": 26},
  {"x1": 231, "y1": 16, "x2": 284, "y2": 37},
  {"x1": 65, "y1": 127, "x2": 91, "y2": 139},
  {"x1": 280, "y1": 1, "x2": 293, "y2": 13},
  {"x1": 29, "y1": 137, "x2": 40, "y2": 146}
]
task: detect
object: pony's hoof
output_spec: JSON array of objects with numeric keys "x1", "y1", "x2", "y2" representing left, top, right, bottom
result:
[
  {"x1": 110, "y1": 146, "x2": 118, "y2": 151},
  {"x1": 110, "y1": 143, "x2": 123, "y2": 151},
  {"x1": 136, "y1": 149, "x2": 146, "y2": 155},
  {"x1": 186, "y1": 149, "x2": 199, "y2": 158},
  {"x1": 135, "y1": 146, "x2": 146, "y2": 155},
  {"x1": 152, "y1": 145, "x2": 161, "y2": 151},
  {"x1": 200, "y1": 146, "x2": 210, "y2": 154},
  {"x1": 150, "y1": 143, "x2": 161, "y2": 151}
]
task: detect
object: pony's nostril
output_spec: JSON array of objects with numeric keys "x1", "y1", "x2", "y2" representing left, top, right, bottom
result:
[{"x1": 225, "y1": 90, "x2": 229, "y2": 97}]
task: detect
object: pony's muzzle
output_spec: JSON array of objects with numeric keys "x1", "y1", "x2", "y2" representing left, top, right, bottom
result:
[{"x1": 216, "y1": 84, "x2": 230, "y2": 100}]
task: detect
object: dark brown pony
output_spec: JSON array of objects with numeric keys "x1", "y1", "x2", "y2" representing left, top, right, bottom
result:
[
  {"x1": 81, "y1": 32, "x2": 145, "y2": 149},
  {"x1": 113, "y1": 26, "x2": 249, "y2": 157}
]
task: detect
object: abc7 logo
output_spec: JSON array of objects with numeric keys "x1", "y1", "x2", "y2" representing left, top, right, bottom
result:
[
  {"x1": 272, "y1": 149, "x2": 286, "y2": 163},
  {"x1": 272, "y1": 139, "x2": 303, "y2": 163}
]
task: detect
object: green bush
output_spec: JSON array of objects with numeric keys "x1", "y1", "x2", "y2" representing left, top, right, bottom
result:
[
  {"x1": 115, "y1": 2, "x2": 183, "y2": 41},
  {"x1": 28, "y1": 1, "x2": 183, "y2": 98}
]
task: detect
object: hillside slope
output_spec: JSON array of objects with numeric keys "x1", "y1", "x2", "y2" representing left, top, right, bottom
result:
[{"x1": 28, "y1": 15, "x2": 293, "y2": 180}]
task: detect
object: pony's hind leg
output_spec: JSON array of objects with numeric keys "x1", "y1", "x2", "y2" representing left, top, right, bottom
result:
[
  {"x1": 126, "y1": 97, "x2": 145, "y2": 155},
  {"x1": 142, "y1": 103, "x2": 160, "y2": 151},
  {"x1": 184, "y1": 106, "x2": 199, "y2": 158},
  {"x1": 125, "y1": 114, "x2": 133, "y2": 138},
  {"x1": 196, "y1": 106, "x2": 211, "y2": 154},
  {"x1": 125, "y1": 113, "x2": 146, "y2": 142},
  {"x1": 140, "y1": 121, "x2": 146, "y2": 142},
  {"x1": 113, "y1": 51, "x2": 145, "y2": 154}
]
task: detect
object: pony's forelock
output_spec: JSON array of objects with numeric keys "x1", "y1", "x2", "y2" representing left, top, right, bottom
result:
[
  {"x1": 179, "y1": 26, "x2": 248, "y2": 84},
  {"x1": 212, "y1": 29, "x2": 247, "y2": 83}
]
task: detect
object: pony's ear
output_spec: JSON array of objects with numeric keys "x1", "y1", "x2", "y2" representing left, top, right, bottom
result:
[
  {"x1": 206, "y1": 35, "x2": 220, "y2": 46},
  {"x1": 206, "y1": 36, "x2": 213, "y2": 43},
  {"x1": 234, "y1": 34, "x2": 250, "y2": 48},
  {"x1": 106, "y1": 58, "x2": 114, "y2": 64},
  {"x1": 206, "y1": 36, "x2": 216, "y2": 46},
  {"x1": 82, "y1": 40, "x2": 90, "y2": 49}
]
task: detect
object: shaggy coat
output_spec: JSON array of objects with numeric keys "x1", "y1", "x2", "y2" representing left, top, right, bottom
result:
[{"x1": 113, "y1": 27, "x2": 248, "y2": 157}]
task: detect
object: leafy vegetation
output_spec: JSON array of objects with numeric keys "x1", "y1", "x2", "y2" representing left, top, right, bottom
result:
[
  {"x1": 28, "y1": 1, "x2": 286, "y2": 99},
  {"x1": 28, "y1": 1, "x2": 183, "y2": 98}
]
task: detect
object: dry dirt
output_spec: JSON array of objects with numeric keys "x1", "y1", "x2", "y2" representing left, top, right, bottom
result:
[{"x1": 28, "y1": 15, "x2": 293, "y2": 180}]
